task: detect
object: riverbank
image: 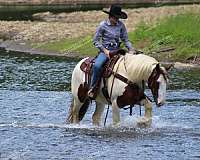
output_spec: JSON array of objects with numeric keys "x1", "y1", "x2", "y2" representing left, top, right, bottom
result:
[
  {"x1": 1, "y1": 40, "x2": 199, "y2": 71},
  {"x1": 0, "y1": 4, "x2": 200, "y2": 68}
]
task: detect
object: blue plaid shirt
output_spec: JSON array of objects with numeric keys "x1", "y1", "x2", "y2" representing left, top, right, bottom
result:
[{"x1": 93, "y1": 19, "x2": 133, "y2": 51}]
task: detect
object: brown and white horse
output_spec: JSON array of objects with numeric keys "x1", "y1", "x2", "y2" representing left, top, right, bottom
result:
[{"x1": 67, "y1": 53, "x2": 170, "y2": 126}]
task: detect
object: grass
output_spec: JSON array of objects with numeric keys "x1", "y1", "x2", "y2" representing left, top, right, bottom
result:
[
  {"x1": 34, "y1": 35, "x2": 98, "y2": 57},
  {"x1": 131, "y1": 12, "x2": 200, "y2": 61},
  {"x1": 35, "y1": 12, "x2": 200, "y2": 61}
]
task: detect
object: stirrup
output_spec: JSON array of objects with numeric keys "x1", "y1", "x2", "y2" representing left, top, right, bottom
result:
[{"x1": 87, "y1": 87, "x2": 97, "y2": 99}]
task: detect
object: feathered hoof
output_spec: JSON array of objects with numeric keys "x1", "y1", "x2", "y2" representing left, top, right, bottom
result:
[
  {"x1": 66, "y1": 113, "x2": 73, "y2": 124},
  {"x1": 112, "y1": 122, "x2": 121, "y2": 128},
  {"x1": 136, "y1": 117, "x2": 152, "y2": 128}
]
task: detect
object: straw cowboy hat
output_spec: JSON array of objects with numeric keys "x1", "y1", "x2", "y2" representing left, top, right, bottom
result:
[{"x1": 103, "y1": 5, "x2": 128, "y2": 19}]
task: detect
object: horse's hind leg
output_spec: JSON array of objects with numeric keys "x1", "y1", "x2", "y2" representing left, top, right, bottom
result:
[
  {"x1": 92, "y1": 101, "x2": 105, "y2": 126},
  {"x1": 66, "y1": 98, "x2": 82, "y2": 124},
  {"x1": 78, "y1": 98, "x2": 90, "y2": 122}
]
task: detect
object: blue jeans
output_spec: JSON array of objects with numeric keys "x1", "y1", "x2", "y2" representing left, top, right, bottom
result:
[{"x1": 90, "y1": 52, "x2": 109, "y2": 88}]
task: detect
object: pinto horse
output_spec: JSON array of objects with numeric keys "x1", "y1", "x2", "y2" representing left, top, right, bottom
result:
[{"x1": 67, "y1": 53, "x2": 169, "y2": 126}]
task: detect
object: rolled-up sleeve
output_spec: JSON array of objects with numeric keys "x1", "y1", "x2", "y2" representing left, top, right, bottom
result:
[
  {"x1": 120, "y1": 23, "x2": 133, "y2": 50},
  {"x1": 93, "y1": 23, "x2": 104, "y2": 51}
]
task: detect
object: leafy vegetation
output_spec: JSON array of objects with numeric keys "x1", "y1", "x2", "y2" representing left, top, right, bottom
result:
[
  {"x1": 131, "y1": 12, "x2": 200, "y2": 61},
  {"x1": 34, "y1": 35, "x2": 98, "y2": 57},
  {"x1": 35, "y1": 12, "x2": 200, "y2": 61}
]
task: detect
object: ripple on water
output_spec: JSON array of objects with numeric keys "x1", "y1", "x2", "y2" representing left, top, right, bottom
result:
[{"x1": 0, "y1": 51, "x2": 200, "y2": 159}]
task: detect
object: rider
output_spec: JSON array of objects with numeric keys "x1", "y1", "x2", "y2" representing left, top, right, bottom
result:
[{"x1": 88, "y1": 4, "x2": 136, "y2": 98}]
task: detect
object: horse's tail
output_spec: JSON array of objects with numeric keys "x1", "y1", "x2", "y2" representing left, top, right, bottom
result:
[
  {"x1": 66, "y1": 98, "x2": 90, "y2": 124},
  {"x1": 66, "y1": 98, "x2": 74, "y2": 124}
]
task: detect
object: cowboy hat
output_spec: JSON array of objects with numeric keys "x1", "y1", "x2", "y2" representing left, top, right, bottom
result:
[{"x1": 103, "y1": 5, "x2": 127, "y2": 19}]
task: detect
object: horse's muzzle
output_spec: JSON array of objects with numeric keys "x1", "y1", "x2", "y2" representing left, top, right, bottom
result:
[{"x1": 156, "y1": 101, "x2": 164, "y2": 107}]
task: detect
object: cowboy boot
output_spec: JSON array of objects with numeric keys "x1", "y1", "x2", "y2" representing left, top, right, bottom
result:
[
  {"x1": 88, "y1": 76, "x2": 101, "y2": 99},
  {"x1": 87, "y1": 86, "x2": 98, "y2": 99}
]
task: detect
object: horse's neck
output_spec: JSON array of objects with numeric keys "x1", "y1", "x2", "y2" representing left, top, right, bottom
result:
[
  {"x1": 124, "y1": 54, "x2": 159, "y2": 83},
  {"x1": 113, "y1": 56, "x2": 128, "y2": 77}
]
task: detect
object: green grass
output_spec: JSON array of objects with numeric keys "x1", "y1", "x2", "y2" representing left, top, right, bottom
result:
[
  {"x1": 35, "y1": 12, "x2": 200, "y2": 61},
  {"x1": 34, "y1": 35, "x2": 98, "y2": 57},
  {"x1": 131, "y1": 12, "x2": 200, "y2": 61}
]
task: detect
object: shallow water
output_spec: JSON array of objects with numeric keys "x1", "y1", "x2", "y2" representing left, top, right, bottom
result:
[
  {"x1": 0, "y1": 51, "x2": 200, "y2": 160},
  {"x1": 0, "y1": 5, "x2": 102, "y2": 21}
]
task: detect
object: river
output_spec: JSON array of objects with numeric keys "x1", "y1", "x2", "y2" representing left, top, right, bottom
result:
[{"x1": 0, "y1": 50, "x2": 200, "y2": 160}]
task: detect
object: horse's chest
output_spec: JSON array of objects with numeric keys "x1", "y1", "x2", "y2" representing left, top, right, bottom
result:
[{"x1": 116, "y1": 85, "x2": 145, "y2": 108}]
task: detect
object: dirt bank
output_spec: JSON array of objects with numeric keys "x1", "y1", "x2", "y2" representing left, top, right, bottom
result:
[{"x1": 1, "y1": 5, "x2": 200, "y2": 43}]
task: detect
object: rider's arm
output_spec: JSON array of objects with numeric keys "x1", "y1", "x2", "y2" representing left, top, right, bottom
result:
[
  {"x1": 103, "y1": 48, "x2": 110, "y2": 59},
  {"x1": 120, "y1": 23, "x2": 133, "y2": 51},
  {"x1": 93, "y1": 21, "x2": 110, "y2": 58},
  {"x1": 93, "y1": 22, "x2": 104, "y2": 52}
]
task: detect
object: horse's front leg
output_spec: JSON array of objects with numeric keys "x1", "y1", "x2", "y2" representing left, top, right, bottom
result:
[
  {"x1": 143, "y1": 98, "x2": 152, "y2": 119},
  {"x1": 137, "y1": 98, "x2": 152, "y2": 127},
  {"x1": 92, "y1": 101, "x2": 105, "y2": 126},
  {"x1": 112, "y1": 99, "x2": 120, "y2": 126}
]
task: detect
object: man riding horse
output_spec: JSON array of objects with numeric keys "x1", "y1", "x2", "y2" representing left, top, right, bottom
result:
[{"x1": 88, "y1": 5, "x2": 136, "y2": 99}]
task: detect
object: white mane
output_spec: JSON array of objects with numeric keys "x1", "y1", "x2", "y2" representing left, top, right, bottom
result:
[{"x1": 124, "y1": 53, "x2": 159, "y2": 83}]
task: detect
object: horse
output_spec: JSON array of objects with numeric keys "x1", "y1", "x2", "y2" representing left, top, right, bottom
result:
[{"x1": 67, "y1": 53, "x2": 170, "y2": 127}]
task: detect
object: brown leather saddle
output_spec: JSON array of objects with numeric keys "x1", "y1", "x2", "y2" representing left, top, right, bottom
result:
[
  {"x1": 80, "y1": 55, "x2": 120, "y2": 77},
  {"x1": 80, "y1": 49, "x2": 125, "y2": 77},
  {"x1": 79, "y1": 49, "x2": 125, "y2": 101}
]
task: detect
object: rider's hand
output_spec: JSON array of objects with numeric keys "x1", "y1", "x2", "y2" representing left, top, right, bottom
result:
[
  {"x1": 103, "y1": 48, "x2": 110, "y2": 59},
  {"x1": 128, "y1": 48, "x2": 137, "y2": 55}
]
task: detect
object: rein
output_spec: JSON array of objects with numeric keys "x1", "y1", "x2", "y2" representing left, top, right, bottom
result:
[
  {"x1": 147, "y1": 64, "x2": 168, "y2": 103},
  {"x1": 104, "y1": 57, "x2": 124, "y2": 126}
]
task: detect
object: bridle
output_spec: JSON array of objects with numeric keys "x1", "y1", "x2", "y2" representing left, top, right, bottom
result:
[
  {"x1": 148, "y1": 65, "x2": 168, "y2": 104},
  {"x1": 123, "y1": 55, "x2": 168, "y2": 104}
]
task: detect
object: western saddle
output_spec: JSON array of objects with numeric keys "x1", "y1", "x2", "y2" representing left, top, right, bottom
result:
[{"x1": 80, "y1": 49, "x2": 126, "y2": 102}]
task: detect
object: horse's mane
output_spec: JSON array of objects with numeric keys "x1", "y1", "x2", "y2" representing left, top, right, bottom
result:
[{"x1": 124, "y1": 54, "x2": 159, "y2": 83}]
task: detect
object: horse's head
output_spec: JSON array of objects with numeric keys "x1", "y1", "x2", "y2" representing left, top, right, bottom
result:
[{"x1": 148, "y1": 64, "x2": 170, "y2": 107}]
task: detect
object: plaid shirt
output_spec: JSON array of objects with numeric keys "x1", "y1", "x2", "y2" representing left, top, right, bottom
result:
[{"x1": 93, "y1": 19, "x2": 133, "y2": 51}]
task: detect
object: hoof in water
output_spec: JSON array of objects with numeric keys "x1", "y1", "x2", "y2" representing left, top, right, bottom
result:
[{"x1": 136, "y1": 117, "x2": 152, "y2": 128}]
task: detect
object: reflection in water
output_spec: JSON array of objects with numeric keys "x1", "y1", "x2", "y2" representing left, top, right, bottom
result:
[
  {"x1": 0, "y1": 50, "x2": 77, "y2": 91},
  {"x1": 0, "y1": 50, "x2": 200, "y2": 91},
  {"x1": 170, "y1": 69, "x2": 200, "y2": 90}
]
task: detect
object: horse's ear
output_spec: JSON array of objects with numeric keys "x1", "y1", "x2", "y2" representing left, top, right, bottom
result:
[
  {"x1": 161, "y1": 63, "x2": 174, "y2": 72},
  {"x1": 156, "y1": 64, "x2": 160, "y2": 72},
  {"x1": 165, "y1": 64, "x2": 174, "y2": 72}
]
